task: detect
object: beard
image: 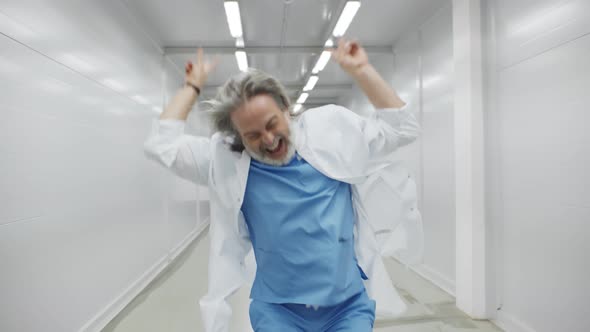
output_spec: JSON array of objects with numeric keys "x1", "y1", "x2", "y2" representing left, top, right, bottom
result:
[{"x1": 245, "y1": 122, "x2": 297, "y2": 166}]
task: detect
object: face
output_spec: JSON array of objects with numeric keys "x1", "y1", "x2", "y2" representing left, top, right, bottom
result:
[{"x1": 231, "y1": 94, "x2": 295, "y2": 166}]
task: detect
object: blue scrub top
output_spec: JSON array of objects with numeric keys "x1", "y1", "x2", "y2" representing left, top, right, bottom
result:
[{"x1": 241, "y1": 153, "x2": 366, "y2": 305}]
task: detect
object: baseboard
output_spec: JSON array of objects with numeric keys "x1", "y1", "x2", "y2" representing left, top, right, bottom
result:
[
  {"x1": 78, "y1": 221, "x2": 209, "y2": 332},
  {"x1": 169, "y1": 219, "x2": 210, "y2": 263},
  {"x1": 409, "y1": 263, "x2": 456, "y2": 297},
  {"x1": 492, "y1": 310, "x2": 537, "y2": 332}
]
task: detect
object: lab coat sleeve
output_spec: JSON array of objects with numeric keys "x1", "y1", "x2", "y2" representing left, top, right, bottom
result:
[
  {"x1": 200, "y1": 211, "x2": 252, "y2": 332},
  {"x1": 362, "y1": 105, "x2": 420, "y2": 159},
  {"x1": 143, "y1": 118, "x2": 211, "y2": 186}
]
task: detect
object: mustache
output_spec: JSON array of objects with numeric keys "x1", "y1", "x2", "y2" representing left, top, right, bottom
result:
[{"x1": 259, "y1": 135, "x2": 289, "y2": 155}]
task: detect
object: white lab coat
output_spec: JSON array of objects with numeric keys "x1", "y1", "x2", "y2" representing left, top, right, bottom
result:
[{"x1": 144, "y1": 104, "x2": 423, "y2": 332}]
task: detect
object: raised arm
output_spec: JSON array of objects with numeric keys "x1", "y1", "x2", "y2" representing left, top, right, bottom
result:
[
  {"x1": 160, "y1": 48, "x2": 218, "y2": 120},
  {"x1": 143, "y1": 49, "x2": 219, "y2": 185},
  {"x1": 332, "y1": 38, "x2": 405, "y2": 109},
  {"x1": 327, "y1": 38, "x2": 419, "y2": 173}
]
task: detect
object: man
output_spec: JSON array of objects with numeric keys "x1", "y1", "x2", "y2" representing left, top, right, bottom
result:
[{"x1": 144, "y1": 39, "x2": 422, "y2": 332}]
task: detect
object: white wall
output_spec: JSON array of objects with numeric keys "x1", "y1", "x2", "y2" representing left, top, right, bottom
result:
[
  {"x1": 485, "y1": 0, "x2": 590, "y2": 331},
  {"x1": 0, "y1": 1, "x2": 206, "y2": 331},
  {"x1": 373, "y1": 1, "x2": 590, "y2": 330},
  {"x1": 413, "y1": 3, "x2": 456, "y2": 291},
  {"x1": 346, "y1": 1, "x2": 590, "y2": 329},
  {"x1": 342, "y1": 2, "x2": 456, "y2": 294}
]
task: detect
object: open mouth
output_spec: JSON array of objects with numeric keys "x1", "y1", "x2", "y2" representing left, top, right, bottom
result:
[{"x1": 265, "y1": 138, "x2": 285, "y2": 158}]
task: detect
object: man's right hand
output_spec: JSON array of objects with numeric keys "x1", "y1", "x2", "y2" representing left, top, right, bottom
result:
[
  {"x1": 185, "y1": 48, "x2": 219, "y2": 92},
  {"x1": 160, "y1": 49, "x2": 219, "y2": 120}
]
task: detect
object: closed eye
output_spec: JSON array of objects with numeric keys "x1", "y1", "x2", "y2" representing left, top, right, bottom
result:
[
  {"x1": 266, "y1": 116, "x2": 278, "y2": 130},
  {"x1": 245, "y1": 133, "x2": 260, "y2": 140}
]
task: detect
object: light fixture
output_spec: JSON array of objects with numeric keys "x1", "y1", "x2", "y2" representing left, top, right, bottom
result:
[
  {"x1": 293, "y1": 104, "x2": 302, "y2": 113},
  {"x1": 312, "y1": 51, "x2": 331, "y2": 74},
  {"x1": 224, "y1": 1, "x2": 243, "y2": 38},
  {"x1": 303, "y1": 76, "x2": 319, "y2": 91},
  {"x1": 332, "y1": 1, "x2": 361, "y2": 37},
  {"x1": 235, "y1": 36, "x2": 245, "y2": 48},
  {"x1": 235, "y1": 51, "x2": 248, "y2": 71},
  {"x1": 296, "y1": 93, "x2": 309, "y2": 104},
  {"x1": 324, "y1": 38, "x2": 334, "y2": 47}
]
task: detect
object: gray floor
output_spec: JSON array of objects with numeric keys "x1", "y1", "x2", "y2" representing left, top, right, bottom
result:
[
  {"x1": 375, "y1": 260, "x2": 501, "y2": 332},
  {"x1": 103, "y1": 229, "x2": 503, "y2": 332}
]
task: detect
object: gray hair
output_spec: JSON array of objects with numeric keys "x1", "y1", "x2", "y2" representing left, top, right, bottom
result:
[{"x1": 202, "y1": 68, "x2": 292, "y2": 152}]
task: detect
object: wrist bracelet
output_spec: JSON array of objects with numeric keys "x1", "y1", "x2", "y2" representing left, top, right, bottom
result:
[{"x1": 186, "y1": 82, "x2": 201, "y2": 96}]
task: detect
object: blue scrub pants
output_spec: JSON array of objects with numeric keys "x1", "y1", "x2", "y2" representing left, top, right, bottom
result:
[{"x1": 249, "y1": 290, "x2": 376, "y2": 332}]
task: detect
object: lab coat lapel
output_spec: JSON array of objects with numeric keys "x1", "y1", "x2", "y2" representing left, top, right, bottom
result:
[
  {"x1": 294, "y1": 108, "x2": 369, "y2": 184},
  {"x1": 210, "y1": 134, "x2": 250, "y2": 209},
  {"x1": 235, "y1": 150, "x2": 251, "y2": 205}
]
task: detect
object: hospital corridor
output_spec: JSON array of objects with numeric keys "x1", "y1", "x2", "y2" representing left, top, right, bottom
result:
[{"x1": 1, "y1": 1, "x2": 588, "y2": 332}]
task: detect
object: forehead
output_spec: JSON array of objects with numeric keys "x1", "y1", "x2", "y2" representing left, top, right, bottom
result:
[{"x1": 231, "y1": 94, "x2": 283, "y2": 132}]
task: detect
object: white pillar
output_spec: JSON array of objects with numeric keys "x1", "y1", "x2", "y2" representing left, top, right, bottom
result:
[{"x1": 452, "y1": 0, "x2": 488, "y2": 318}]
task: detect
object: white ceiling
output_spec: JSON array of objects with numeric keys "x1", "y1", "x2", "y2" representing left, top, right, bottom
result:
[{"x1": 123, "y1": 0, "x2": 445, "y2": 106}]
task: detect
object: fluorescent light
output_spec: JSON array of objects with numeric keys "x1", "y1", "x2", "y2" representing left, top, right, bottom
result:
[
  {"x1": 224, "y1": 1, "x2": 243, "y2": 38},
  {"x1": 303, "y1": 75, "x2": 319, "y2": 91},
  {"x1": 296, "y1": 93, "x2": 309, "y2": 104},
  {"x1": 235, "y1": 51, "x2": 248, "y2": 71},
  {"x1": 312, "y1": 51, "x2": 331, "y2": 74},
  {"x1": 332, "y1": 1, "x2": 361, "y2": 37},
  {"x1": 324, "y1": 39, "x2": 334, "y2": 47},
  {"x1": 236, "y1": 36, "x2": 245, "y2": 48},
  {"x1": 293, "y1": 104, "x2": 302, "y2": 113}
]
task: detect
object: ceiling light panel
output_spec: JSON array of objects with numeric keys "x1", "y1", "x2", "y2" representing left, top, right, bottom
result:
[
  {"x1": 333, "y1": 1, "x2": 361, "y2": 37},
  {"x1": 303, "y1": 76, "x2": 319, "y2": 91},
  {"x1": 296, "y1": 93, "x2": 309, "y2": 104},
  {"x1": 312, "y1": 51, "x2": 332, "y2": 74},
  {"x1": 224, "y1": 1, "x2": 243, "y2": 38},
  {"x1": 235, "y1": 51, "x2": 248, "y2": 71},
  {"x1": 235, "y1": 36, "x2": 245, "y2": 48}
]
